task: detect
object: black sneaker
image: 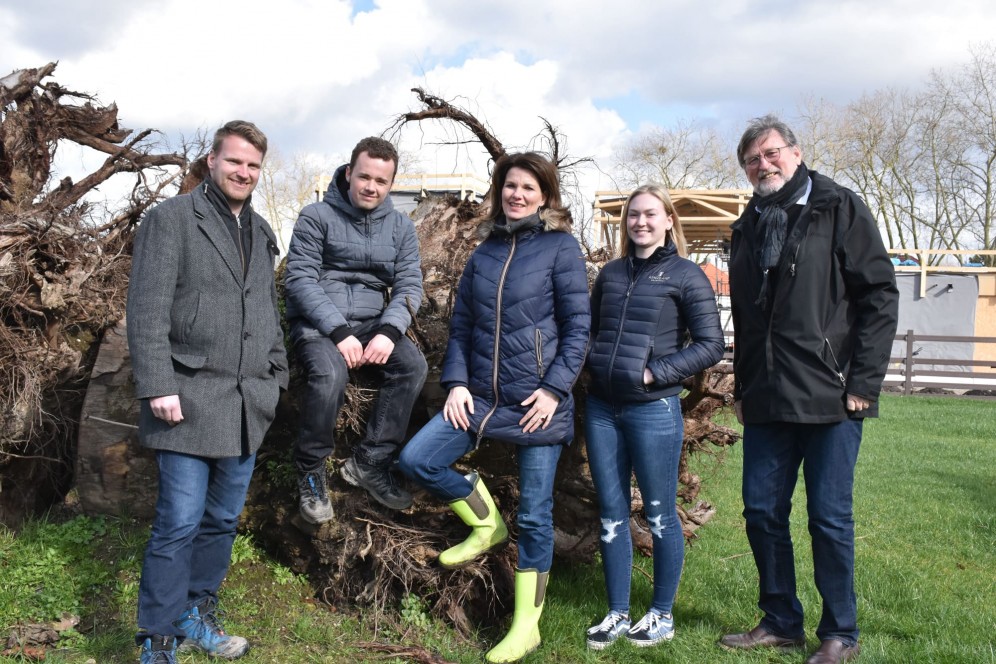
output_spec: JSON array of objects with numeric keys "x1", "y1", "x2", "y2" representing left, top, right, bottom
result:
[
  {"x1": 298, "y1": 470, "x2": 334, "y2": 524},
  {"x1": 341, "y1": 457, "x2": 413, "y2": 510},
  {"x1": 586, "y1": 610, "x2": 630, "y2": 650}
]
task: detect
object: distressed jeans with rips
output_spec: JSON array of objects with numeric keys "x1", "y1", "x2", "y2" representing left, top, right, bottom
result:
[
  {"x1": 292, "y1": 320, "x2": 427, "y2": 471},
  {"x1": 136, "y1": 450, "x2": 255, "y2": 641},
  {"x1": 584, "y1": 394, "x2": 685, "y2": 614},
  {"x1": 742, "y1": 419, "x2": 863, "y2": 646},
  {"x1": 397, "y1": 411, "x2": 562, "y2": 571}
]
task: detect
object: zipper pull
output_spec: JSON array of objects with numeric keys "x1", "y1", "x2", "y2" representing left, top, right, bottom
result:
[
  {"x1": 836, "y1": 372, "x2": 846, "y2": 386},
  {"x1": 790, "y1": 263, "x2": 796, "y2": 276}
]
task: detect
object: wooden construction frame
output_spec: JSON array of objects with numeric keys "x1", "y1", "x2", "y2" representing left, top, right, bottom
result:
[{"x1": 593, "y1": 189, "x2": 752, "y2": 254}]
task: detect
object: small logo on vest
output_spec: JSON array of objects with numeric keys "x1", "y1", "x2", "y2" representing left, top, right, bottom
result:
[{"x1": 647, "y1": 270, "x2": 670, "y2": 282}]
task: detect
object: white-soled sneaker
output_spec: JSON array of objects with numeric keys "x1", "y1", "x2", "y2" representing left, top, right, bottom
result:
[
  {"x1": 586, "y1": 610, "x2": 630, "y2": 650},
  {"x1": 626, "y1": 609, "x2": 674, "y2": 647}
]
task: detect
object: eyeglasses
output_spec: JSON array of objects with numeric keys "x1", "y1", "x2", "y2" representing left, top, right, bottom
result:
[{"x1": 744, "y1": 145, "x2": 791, "y2": 169}]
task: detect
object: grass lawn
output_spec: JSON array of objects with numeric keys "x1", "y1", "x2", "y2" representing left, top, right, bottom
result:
[{"x1": 1, "y1": 395, "x2": 993, "y2": 663}]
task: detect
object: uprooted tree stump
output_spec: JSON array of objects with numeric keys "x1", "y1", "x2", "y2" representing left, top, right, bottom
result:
[{"x1": 0, "y1": 63, "x2": 185, "y2": 524}]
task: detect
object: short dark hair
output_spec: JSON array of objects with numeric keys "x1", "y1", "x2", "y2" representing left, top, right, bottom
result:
[
  {"x1": 486, "y1": 152, "x2": 566, "y2": 222},
  {"x1": 736, "y1": 114, "x2": 799, "y2": 168},
  {"x1": 211, "y1": 120, "x2": 268, "y2": 157},
  {"x1": 349, "y1": 137, "x2": 399, "y2": 176}
]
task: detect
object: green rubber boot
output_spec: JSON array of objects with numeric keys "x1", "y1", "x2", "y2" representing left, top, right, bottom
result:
[
  {"x1": 439, "y1": 473, "x2": 509, "y2": 569},
  {"x1": 485, "y1": 569, "x2": 548, "y2": 663}
]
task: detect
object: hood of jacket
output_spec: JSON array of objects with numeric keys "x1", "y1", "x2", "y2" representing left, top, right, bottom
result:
[{"x1": 322, "y1": 163, "x2": 398, "y2": 223}]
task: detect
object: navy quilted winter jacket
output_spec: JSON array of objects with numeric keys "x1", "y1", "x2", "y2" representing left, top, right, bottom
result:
[
  {"x1": 441, "y1": 216, "x2": 590, "y2": 446},
  {"x1": 587, "y1": 242, "x2": 724, "y2": 403}
]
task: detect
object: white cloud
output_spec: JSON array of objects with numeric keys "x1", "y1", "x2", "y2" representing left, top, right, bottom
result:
[{"x1": 3, "y1": 0, "x2": 995, "y2": 196}]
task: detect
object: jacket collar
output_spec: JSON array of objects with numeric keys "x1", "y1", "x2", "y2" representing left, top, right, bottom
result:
[
  {"x1": 805, "y1": 170, "x2": 843, "y2": 211},
  {"x1": 628, "y1": 240, "x2": 677, "y2": 264},
  {"x1": 732, "y1": 171, "x2": 843, "y2": 235},
  {"x1": 490, "y1": 211, "x2": 543, "y2": 238}
]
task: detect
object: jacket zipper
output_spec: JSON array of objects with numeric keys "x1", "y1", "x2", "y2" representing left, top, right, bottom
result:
[
  {"x1": 364, "y1": 214, "x2": 372, "y2": 270},
  {"x1": 606, "y1": 264, "x2": 639, "y2": 384},
  {"x1": 235, "y1": 213, "x2": 248, "y2": 277},
  {"x1": 534, "y1": 329, "x2": 545, "y2": 379},
  {"x1": 476, "y1": 234, "x2": 518, "y2": 446},
  {"x1": 789, "y1": 240, "x2": 802, "y2": 277},
  {"x1": 824, "y1": 338, "x2": 846, "y2": 386}
]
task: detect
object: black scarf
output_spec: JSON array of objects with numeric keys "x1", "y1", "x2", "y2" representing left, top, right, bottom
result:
[
  {"x1": 203, "y1": 177, "x2": 253, "y2": 277},
  {"x1": 751, "y1": 162, "x2": 810, "y2": 310}
]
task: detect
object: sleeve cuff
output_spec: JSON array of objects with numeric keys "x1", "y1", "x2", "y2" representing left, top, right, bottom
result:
[
  {"x1": 329, "y1": 325, "x2": 354, "y2": 344},
  {"x1": 376, "y1": 325, "x2": 402, "y2": 344},
  {"x1": 540, "y1": 382, "x2": 568, "y2": 400}
]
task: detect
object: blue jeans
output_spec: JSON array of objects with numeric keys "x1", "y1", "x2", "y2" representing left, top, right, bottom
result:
[
  {"x1": 742, "y1": 419, "x2": 862, "y2": 645},
  {"x1": 292, "y1": 320, "x2": 427, "y2": 470},
  {"x1": 136, "y1": 450, "x2": 256, "y2": 640},
  {"x1": 398, "y1": 412, "x2": 562, "y2": 571},
  {"x1": 585, "y1": 395, "x2": 684, "y2": 614}
]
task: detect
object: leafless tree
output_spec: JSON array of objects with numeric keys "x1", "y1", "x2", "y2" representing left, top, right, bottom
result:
[{"x1": 611, "y1": 119, "x2": 742, "y2": 190}]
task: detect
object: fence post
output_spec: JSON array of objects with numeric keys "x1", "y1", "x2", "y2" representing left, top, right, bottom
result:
[{"x1": 904, "y1": 329, "x2": 915, "y2": 396}]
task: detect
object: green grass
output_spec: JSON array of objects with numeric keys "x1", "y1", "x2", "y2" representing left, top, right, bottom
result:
[{"x1": 1, "y1": 395, "x2": 993, "y2": 663}]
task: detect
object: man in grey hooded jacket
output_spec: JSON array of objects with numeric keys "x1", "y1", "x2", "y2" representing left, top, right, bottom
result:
[{"x1": 285, "y1": 137, "x2": 426, "y2": 521}]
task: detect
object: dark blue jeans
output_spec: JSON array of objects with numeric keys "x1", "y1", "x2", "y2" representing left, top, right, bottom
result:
[
  {"x1": 742, "y1": 419, "x2": 863, "y2": 645},
  {"x1": 585, "y1": 395, "x2": 685, "y2": 614},
  {"x1": 136, "y1": 450, "x2": 255, "y2": 640},
  {"x1": 397, "y1": 412, "x2": 562, "y2": 571},
  {"x1": 292, "y1": 321, "x2": 427, "y2": 471}
]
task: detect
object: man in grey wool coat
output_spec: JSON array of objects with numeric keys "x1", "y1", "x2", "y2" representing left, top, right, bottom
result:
[{"x1": 127, "y1": 120, "x2": 288, "y2": 664}]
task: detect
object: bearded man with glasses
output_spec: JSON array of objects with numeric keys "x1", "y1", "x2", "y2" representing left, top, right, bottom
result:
[{"x1": 721, "y1": 115, "x2": 898, "y2": 664}]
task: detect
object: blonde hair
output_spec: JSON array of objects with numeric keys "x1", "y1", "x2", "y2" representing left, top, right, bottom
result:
[{"x1": 619, "y1": 184, "x2": 687, "y2": 258}]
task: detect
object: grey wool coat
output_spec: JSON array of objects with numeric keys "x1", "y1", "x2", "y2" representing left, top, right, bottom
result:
[{"x1": 126, "y1": 184, "x2": 289, "y2": 458}]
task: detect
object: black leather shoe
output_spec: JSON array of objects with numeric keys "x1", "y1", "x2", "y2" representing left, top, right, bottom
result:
[
  {"x1": 806, "y1": 639, "x2": 860, "y2": 663},
  {"x1": 341, "y1": 456, "x2": 413, "y2": 510},
  {"x1": 719, "y1": 625, "x2": 806, "y2": 650}
]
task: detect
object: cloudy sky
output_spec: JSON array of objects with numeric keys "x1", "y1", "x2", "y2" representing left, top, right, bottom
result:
[{"x1": 3, "y1": 0, "x2": 995, "y2": 202}]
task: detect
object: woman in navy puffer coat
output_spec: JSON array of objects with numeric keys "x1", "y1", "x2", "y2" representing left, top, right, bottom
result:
[
  {"x1": 583, "y1": 184, "x2": 724, "y2": 651},
  {"x1": 399, "y1": 153, "x2": 590, "y2": 663}
]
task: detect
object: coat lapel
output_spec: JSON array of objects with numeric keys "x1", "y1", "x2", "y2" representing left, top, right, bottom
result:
[
  {"x1": 192, "y1": 187, "x2": 244, "y2": 285},
  {"x1": 250, "y1": 212, "x2": 280, "y2": 271}
]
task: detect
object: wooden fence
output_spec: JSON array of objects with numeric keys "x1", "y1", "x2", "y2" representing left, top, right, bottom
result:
[
  {"x1": 885, "y1": 330, "x2": 996, "y2": 395},
  {"x1": 719, "y1": 331, "x2": 996, "y2": 396}
]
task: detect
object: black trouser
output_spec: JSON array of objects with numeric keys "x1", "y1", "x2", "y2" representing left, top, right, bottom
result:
[{"x1": 292, "y1": 320, "x2": 427, "y2": 472}]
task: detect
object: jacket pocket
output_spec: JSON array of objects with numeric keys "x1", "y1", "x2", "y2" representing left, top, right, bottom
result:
[
  {"x1": 534, "y1": 329, "x2": 545, "y2": 379},
  {"x1": 641, "y1": 343, "x2": 654, "y2": 391},
  {"x1": 823, "y1": 338, "x2": 846, "y2": 387},
  {"x1": 179, "y1": 292, "x2": 202, "y2": 344},
  {"x1": 171, "y1": 351, "x2": 207, "y2": 377}
]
